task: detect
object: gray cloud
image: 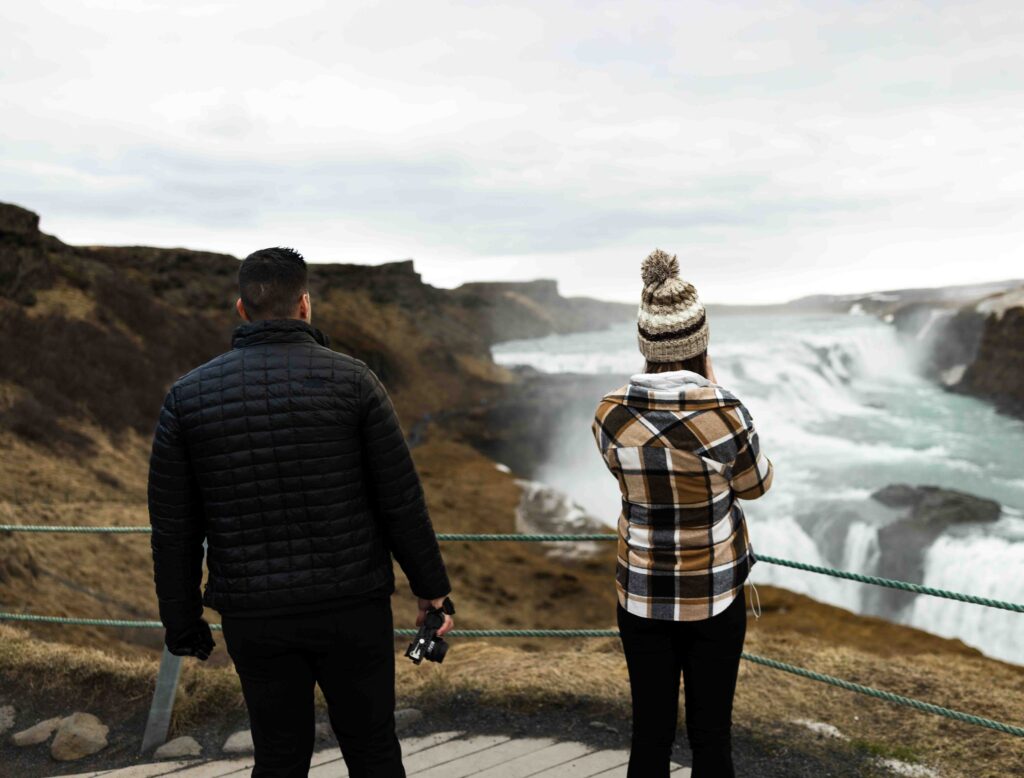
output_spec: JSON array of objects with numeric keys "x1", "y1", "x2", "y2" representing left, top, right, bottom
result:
[{"x1": 3, "y1": 0, "x2": 1024, "y2": 302}]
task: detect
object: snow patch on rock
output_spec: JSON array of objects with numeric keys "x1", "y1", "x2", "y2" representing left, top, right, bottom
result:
[{"x1": 976, "y1": 288, "x2": 1024, "y2": 320}]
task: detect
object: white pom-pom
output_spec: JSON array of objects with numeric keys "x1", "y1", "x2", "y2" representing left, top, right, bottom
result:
[{"x1": 641, "y1": 249, "x2": 679, "y2": 287}]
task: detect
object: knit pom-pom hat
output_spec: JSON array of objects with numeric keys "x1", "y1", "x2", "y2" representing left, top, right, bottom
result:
[{"x1": 637, "y1": 249, "x2": 709, "y2": 363}]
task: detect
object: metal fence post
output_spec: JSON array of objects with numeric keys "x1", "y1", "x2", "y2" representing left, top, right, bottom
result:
[
  {"x1": 140, "y1": 646, "x2": 183, "y2": 754},
  {"x1": 140, "y1": 539, "x2": 206, "y2": 754}
]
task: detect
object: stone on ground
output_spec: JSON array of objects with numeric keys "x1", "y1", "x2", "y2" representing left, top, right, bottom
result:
[
  {"x1": 0, "y1": 705, "x2": 15, "y2": 736},
  {"x1": 877, "y1": 758, "x2": 940, "y2": 778},
  {"x1": 11, "y1": 716, "x2": 63, "y2": 746},
  {"x1": 222, "y1": 728, "x2": 254, "y2": 754},
  {"x1": 314, "y1": 721, "x2": 332, "y2": 741},
  {"x1": 50, "y1": 712, "x2": 109, "y2": 761},
  {"x1": 154, "y1": 735, "x2": 202, "y2": 759},
  {"x1": 791, "y1": 718, "x2": 849, "y2": 741},
  {"x1": 395, "y1": 708, "x2": 423, "y2": 731}
]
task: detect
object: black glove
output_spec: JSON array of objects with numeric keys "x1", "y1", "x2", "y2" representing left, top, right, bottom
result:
[{"x1": 165, "y1": 618, "x2": 215, "y2": 660}]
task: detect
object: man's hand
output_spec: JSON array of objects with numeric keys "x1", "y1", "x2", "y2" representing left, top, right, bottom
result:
[
  {"x1": 416, "y1": 596, "x2": 454, "y2": 637},
  {"x1": 165, "y1": 618, "x2": 215, "y2": 660}
]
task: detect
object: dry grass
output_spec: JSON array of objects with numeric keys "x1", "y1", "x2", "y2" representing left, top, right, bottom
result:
[
  {"x1": 2, "y1": 623, "x2": 1021, "y2": 777},
  {"x1": 24, "y1": 283, "x2": 96, "y2": 321}
]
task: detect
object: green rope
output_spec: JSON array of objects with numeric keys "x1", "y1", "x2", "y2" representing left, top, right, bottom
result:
[
  {"x1": 754, "y1": 554, "x2": 1024, "y2": 613},
  {"x1": 4, "y1": 526, "x2": 1022, "y2": 613},
  {"x1": 396, "y1": 628, "x2": 620, "y2": 638},
  {"x1": 0, "y1": 524, "x2": 151, "y2": 533},
  {"x1": 0, "y1": 611, "x2": 1019, "y2": 737},
  {"x1": 740, "y1": 653, "x2": 1024, "y2": 738},
  {"x1": 438, "y1": 533, "x2": 615, "y2": 542},
  {"x1": 0, "y1": 614, "x2": 610, "y2": 638},
  {"x1": 0, "y1": 613, "x2": 167, "y2": 629}
]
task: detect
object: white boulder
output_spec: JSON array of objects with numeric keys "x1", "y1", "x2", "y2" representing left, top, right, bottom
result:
[
  {"x1": 11, "y1": 716, "x2": 62, "y2": 746},
  {"x1": 223, "y1": 729, "x2": 254, "y2": 754},
  {"x1": 50, "y1": 712, "x2": 109, "y2": 761},
  {"x1": 154, "y1": 735, "x2": 202, "y2": 759}
]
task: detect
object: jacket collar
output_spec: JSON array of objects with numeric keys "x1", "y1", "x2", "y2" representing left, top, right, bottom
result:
[
  {"x1": 604, "y1": 369, "x2": 741, "y2": 411},
  {"x1": 629, "y1": 369, "x2": 710, "y2": 390},
  {"x1": 231, "y1": 319, "x2": 330, "y2": 350}
]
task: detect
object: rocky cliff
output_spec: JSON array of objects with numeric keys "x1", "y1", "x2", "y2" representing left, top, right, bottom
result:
[
  {"x1": 889, "y1": 285, "x2": 1024, "y2": 416},
  {"x1": 0, "y1": 201, "x2": 628, "y2": 653},
  {"x1": 0, "y1": 202, "x2": 635, "y2": 473},
  {"x1": 454, "y1": 279, "x2": 634, "y2": 343},
  {"x1": 957, "y1": 288, "x2": 1024, "y2": 416}
]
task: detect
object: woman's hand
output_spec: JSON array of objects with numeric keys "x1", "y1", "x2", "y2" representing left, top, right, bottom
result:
[{"x1": 417, "y1": 597, "x2": 454, "y2": 636}]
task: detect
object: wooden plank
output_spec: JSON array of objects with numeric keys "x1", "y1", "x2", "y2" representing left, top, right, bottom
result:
[
  {"x1": 307, "y1": 731, "x2": 467, "y2": 777},
  {"x1": 57, "y1": 734, "x2": 689, "y2": 778},
  {"x1": 530, "y1": 748, "x2": 630, "y2": 777},
  {"x1": 413, "y1": 737, "x2": 553, "y2": 778},
  {"x1": 404, "y1": 734, "x2": 511, "y2": 774},
  {"x1": 473, "y1": 740, "x2": 595, "y2": 778}
]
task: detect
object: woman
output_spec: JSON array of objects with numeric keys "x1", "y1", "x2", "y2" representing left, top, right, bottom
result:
[{"x1": 592, "y1": 250, "x2": 774, "y2": 778}]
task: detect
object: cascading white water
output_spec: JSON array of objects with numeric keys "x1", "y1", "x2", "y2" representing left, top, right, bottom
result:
[
  {"x1": 907, "y1": 523, "x2": 1024, "y2": 664},
  {"x1": 493, "y1": 314, "x2": 1024, "y2": 664}
]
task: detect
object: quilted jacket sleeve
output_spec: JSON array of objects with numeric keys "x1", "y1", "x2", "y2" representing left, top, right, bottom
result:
[
  {"x1": 148, "y1": 388, "x2": 206, "y2": 630},
  {"x1": 728, "y1": 408, "x2": 774, "y2": 500},
  {"x1": 359, "y1": 366, "x2": 451, "y2": 600}
]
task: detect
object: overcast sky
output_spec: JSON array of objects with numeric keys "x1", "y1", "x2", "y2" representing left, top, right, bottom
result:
[{"x1": 3, "y1": 1, "x2": 1024, "y2": 303}]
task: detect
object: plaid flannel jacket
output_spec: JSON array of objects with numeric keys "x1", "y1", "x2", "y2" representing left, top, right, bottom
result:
[{"x1": 592, "y1": 371, "x2": 773, "y2": 621}]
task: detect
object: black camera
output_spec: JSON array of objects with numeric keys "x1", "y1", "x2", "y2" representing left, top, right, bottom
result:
[{"x1": 405, "y1": 597, "x2": 455, "y2": 665}]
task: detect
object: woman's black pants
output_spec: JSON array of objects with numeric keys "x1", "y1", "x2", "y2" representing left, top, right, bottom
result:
[{"x1": 617, "y1": 589, "x2": 747, "y2": 778}]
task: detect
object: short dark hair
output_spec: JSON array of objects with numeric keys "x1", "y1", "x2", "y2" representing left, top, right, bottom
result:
[{"x1": 238, "y1": 247, "x2": 308, "y2": 320}]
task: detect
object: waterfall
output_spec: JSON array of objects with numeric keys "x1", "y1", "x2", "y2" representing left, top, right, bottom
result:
[
  {"x1": 908, "y1": 533, "x2": 1024, "y2": 664},
  {"x1": 492, "y1": 315, "x2": 1024, "y2": 663}
]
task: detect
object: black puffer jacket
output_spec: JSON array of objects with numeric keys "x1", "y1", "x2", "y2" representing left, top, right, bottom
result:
[{"x1": 147, "y1": 319, "x2": 450, "y2": 628}]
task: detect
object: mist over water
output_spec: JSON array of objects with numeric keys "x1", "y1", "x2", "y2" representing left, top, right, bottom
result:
[{"x1": 493, "y1": 315, "x2": 1024, "y2": 664}]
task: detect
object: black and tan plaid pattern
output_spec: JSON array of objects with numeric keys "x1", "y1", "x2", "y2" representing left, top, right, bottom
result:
[{"x1": 592, "y1": 376, "x2": 773, "y2": 621}]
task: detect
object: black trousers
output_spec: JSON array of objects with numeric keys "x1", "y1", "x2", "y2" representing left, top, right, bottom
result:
[
  {"x1": 221, "y1": 599, "x2": 405, "y2": 778},
  {"x1": 617, "y1": 589, "x2": 747, "y2": 778}
]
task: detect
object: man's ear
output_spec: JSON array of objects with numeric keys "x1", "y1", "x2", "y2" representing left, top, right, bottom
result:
[
  {"x1": 298, "y1": 292, "x2": 311, "y2": 323},
  {"x1": 236, "y1": 298, "x2": 250, "y2": 322}
]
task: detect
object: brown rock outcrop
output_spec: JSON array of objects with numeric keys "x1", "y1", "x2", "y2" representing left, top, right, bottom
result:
[
  {"x1": 454, "y1": 279, "x2": 634, "y2": 343},
  {"x1": 958, "y1": 288, "x2": 1024, "y2": 417},
  {"x1": 873, "y1": 484, "x2": 1001, "y2": 614}
]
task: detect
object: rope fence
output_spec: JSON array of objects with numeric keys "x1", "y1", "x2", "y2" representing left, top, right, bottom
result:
[
  {"x1": 1, "y1": 524, "x2": 1022, "y2": 738},
  {"x1": 0, "y1": 611, "x2": 1020, "y2": 737},
  {"x1": 4, "y1": 526, "x2": 1022, "y2": 613}
]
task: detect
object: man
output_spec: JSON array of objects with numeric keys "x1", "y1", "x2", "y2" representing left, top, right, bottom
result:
[{"x1": 148, "y1": 247, "x2": 453, "y2": 778}]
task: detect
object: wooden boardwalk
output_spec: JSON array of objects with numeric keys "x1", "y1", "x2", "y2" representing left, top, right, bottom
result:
[{"x1": 60, "y1": 731, "x2": 691, "y2": 777}]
